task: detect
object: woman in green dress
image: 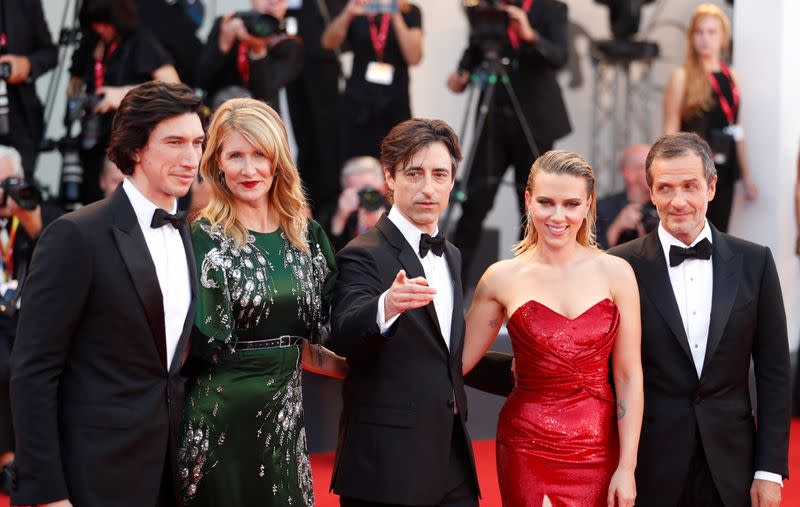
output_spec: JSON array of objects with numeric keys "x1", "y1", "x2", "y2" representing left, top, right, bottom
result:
[{"x1": 179, "y1": 97, "x2": 346, "y2": 506}]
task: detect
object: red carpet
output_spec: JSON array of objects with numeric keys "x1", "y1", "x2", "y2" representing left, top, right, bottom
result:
[{"x1": 2, "y1": 419, "x2": 799, "y2": 506}]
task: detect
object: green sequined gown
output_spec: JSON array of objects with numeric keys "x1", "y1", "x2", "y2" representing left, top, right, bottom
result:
[{"x1": 179, "y1": 219, "x2": 335, "y2": 506}]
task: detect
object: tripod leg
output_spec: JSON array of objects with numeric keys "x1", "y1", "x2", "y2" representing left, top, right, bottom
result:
[
  {"x1": 442, "y1": 79, "x2": 499, "y2": 234},
  {"x1": 499, "y1": 69, "x2": 540, "y2": 160}
]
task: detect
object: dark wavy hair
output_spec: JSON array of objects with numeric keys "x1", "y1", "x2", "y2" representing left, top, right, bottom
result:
[
  {"x1": 79, "y1": 0, "x2": 140, "y2": 35},
  {"x1": 380, "y1": 118, "x2": 462, "y2": 179},
  {"x1": 107, "y1": 81, "x2": 202, "y2": 175}
]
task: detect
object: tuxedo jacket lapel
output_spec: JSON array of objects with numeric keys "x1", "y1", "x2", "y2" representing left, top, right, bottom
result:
[
  {"x1": 110, "y1": 188, "x2": 168, "y2": 369},
  {"x1": 702, "y1": 226, "x2": 740, "y2": 373},
  {"x1": 637, "y1": 232, "x2": 694, "y2": 365},
  {"x1": 170, "y1": 221, "x2": 197, "y2": 374},
  {"x1": 376, "y1": 216, "x2": 444, "y2": 343},
  {"x1": 444, "y1": 243, "x2": 463, "y2": 357}
]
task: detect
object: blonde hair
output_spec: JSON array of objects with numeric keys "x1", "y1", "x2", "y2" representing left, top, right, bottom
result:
[
  {"x1": 681, "y1": 4, "x2": 731, "y2": 120},
  {"x1": 199, "y1": 98, "x2": 309, "y2": 251},
  {"x1": 513, "y1": 150, "x2": 598, "y2": 255}
]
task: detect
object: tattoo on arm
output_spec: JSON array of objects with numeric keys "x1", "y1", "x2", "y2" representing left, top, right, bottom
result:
[
  {"x1": 616, "y1": 400, "x2": 627, "y2": 420},
  {"x1": 489, "y1": 319, "x2": 499, "y2": 328}
]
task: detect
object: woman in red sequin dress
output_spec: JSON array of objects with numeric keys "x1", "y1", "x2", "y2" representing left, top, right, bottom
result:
[{"x1": 463, "y1": 151, "x2": 644, "y2": 507}]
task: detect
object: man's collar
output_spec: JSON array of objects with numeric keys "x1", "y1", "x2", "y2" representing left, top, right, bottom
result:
[
  {"x1": 387, "y1": 206, "x2": 439, "y2": 256},
  {"x1": 658, "y1": 221, "x2": 712, "y2": 267},
  {"x1": 122, "y1": 178, "x2": 178, "y2": 231}
]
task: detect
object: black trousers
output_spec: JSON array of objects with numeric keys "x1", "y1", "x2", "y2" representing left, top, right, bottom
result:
[
  {"x1": 453, "y1": 104, "x2": 552, "y2": 284},
  {"x1": 707, "y1": 183, "x2": 734, "y2": 233},
  {"x1": 286, "y1": 58, "x2": 342, "y2": 217},
  {"x1": 0, "y1": 316, "x2": 16, "y2": 454},
  {"x1": 340, "y1": 417, "x2": 478, "y2": 507},
  {"x1": 677, "y1": 432, "x2": 725, "y2": 507}
]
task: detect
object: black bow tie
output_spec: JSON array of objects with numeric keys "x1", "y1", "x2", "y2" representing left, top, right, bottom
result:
[
  {"x1": 669, "y1": 238, "x2": 712, "y2": 267},
  {"x1": 151, "y1": 208, "x2": 187, "y2": 229},
  {"x1": 419, "y1": 232, "x2": 445, "y2": 258}
]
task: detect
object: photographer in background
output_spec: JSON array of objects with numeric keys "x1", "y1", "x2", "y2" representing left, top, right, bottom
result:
[
  {"x1": 68, "y1": 0, "x2": 179, "y2": 205},
  {"x1": 321, "y1": 0, "x2": 423, "y2": 160},
  {"x1": 0, "y1": 0, "x2": 57, "y2": 180},
  {"x1": 448, "y1": 0, "x2": 571, "y2": 284},
  {"x1": 596, "y1": 144, "x2": 655, "y2": 249},
  {"x1": 0, "y1": 145, "x2": 60, "y2": 492},
  {"x1": 327, "y1": 155, "x2": 388, "y2": 251},
  {"x1": 197, "y1": 0, "x2": 304, "y2": 112},
  {"x1": 286, "y1": 0, "x2": 342, "y2": 217}
]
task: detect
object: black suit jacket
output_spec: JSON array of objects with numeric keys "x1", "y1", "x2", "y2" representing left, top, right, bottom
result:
[
  {"x1": 609, "y1": 226, "x2": 790, "y2": 507},
  {"x1": 328, "y1": 215, "x2": 479, "y2": 504},
  {"x1": 457, "y1": 0, "x2": 571, "y2": 146},
  {"x1": 10, "y1": 187, "x2": 198, "y2": 507},
  {"x1": 0, "y1": 0, "x2": 57, "y2": 141}
]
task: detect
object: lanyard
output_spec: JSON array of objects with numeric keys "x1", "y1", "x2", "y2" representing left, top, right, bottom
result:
[
  {"x1": 93, "y1": 40, "x2": 119, "y2": 90},
  {"x1": 507, "y1": 0, "x2": 534, "y2": 50},
  {"x1": 368, "y1": 13, "x2": 391, "y2": 62},
  {"x1": 0, "y1": 216, "x2": 19, "y2": 281},
  {"x1": 236, "y1": 42, "x2": 250, "y2": 85},
  {"x1": 707, "y1": 63, "x2": 739, "y2": 125}
]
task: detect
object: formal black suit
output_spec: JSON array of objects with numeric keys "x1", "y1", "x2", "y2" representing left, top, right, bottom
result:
[
  {"x1": 9, "y1": 187, "x2": 197, "y2": 507},
  {"x1": 328, "y1": 214, "x2": 479, "y2": 506},
  {"x1": 609, "y1": 226, "x2": 791, "y2": 507},
  {"x1": 0, "y1": 0, "x2": 57, "y2": 177},
  {"x1": 453, "y1": 0, "x2": 571, "y2": 282}
]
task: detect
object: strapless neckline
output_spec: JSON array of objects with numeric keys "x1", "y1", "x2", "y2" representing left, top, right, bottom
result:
[{"x1": 509, "y1": 297, "x2": 616, "y2": 322}]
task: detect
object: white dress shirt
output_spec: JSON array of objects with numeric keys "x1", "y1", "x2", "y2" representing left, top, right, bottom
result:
[
  {"x1": 658, "y1": 221, "x2": 782, "y2": 486},
  {"x1": 658, "y1": 222, "x2": 713, "y2": 378},
  {"x1": 376, "y1": 207, "x2": 454, "y2": 349},
  {"x1": 122, "y1": 179, "x2": 192, "y2": 369}
]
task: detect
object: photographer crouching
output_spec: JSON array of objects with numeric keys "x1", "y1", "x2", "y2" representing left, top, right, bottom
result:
[
  {"x1": 197, "y1": 0, "x2": 304, "y2": 112},
  {"x1": 326, "y1": 156, "x2": 388, "y2": 251},
  {"x1": 595, "y1": 144, "x2": 657, "y2": 249},
  {"x1": 0, "y1": 145, "x2": 60, "y2": 492},
  {"x1": 448, "y1": 0, "x2": 571, "y2": 284}
]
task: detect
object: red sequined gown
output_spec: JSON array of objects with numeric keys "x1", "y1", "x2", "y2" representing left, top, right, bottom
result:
[{"x1": 497, "y1": 298, "x2": 620, "y2": 507}]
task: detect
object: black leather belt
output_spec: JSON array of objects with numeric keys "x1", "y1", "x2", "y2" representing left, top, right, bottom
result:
[{"x1": 236, "y1": 335, "x2": 303, "y2": 350}]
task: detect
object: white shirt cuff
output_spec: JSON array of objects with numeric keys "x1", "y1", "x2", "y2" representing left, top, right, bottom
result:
[
  {"x1": 376, "y1": 291, "x2": 400, "y2": 334},
  {"x1": 754, "y1": 471, "x2": 783, "y2": 486}
]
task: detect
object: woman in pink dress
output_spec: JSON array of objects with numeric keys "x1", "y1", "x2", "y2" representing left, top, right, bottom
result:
[{"x1": 463, "y1": 150, "x2": 643, "y2": 507}]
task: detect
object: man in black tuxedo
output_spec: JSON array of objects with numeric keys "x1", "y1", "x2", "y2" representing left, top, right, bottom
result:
[
  {"x1": 448, "y1": 0, "x2": 571, "y2": 283},
  {"x1": 0, "y1": 0, "x2": 57, "y2": 178},
  {"x1": 329, "y1": 118, "x2": 479, "y2": 507},
  {"x1": 10, "y1": 81, "x2": 204, "y2": 507},
  {"x1": 609, "y1": 133, "x2": 790, "y2": 507}
]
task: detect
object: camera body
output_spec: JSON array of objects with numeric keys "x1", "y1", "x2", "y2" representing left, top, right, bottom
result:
[
  {"x1": 462, "y1": 0, "x2": 524, "y2": 61},
  {"x1": 0, "y1": 62, "x2": 11, "y2": 80},
  {"x1": 358, "y1": 187, "x2": 388, "y2": 211},
  {"x1": 65, "y1": 94, "x2": 104, "y2": 151},
  {"x1": 0, "y1": 177, "x2": 43, "y2": 211},
  {"x1": 235, "y1": 11, "x2": 284, "y2": 39},
  {"x1": 640, "y1": 202, "x2": 659, "y2": 234}
]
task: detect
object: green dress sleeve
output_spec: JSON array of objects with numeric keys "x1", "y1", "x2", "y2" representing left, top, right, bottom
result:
[
  {"x1": 191, "y1": 220, "x2": 235, "y2": 363},
  {"x1": 308, "y1": 219, "x2": 337, "y2": 344}
]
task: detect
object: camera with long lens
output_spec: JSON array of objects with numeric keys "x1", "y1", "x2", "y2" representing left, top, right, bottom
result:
[
  {"x1": 462, "y1": 0, "x2": 522, "y2": 60},
  {"x1": 235, "y1": 11, "x2": 284, "y2": 38},
  {"x1": 66, "y1": 94, "x2": 104, "y2": 151},
  {"x1": 0, "y1": 62, "x2": 11, "y2": 136},
  {"x1": 358, "y1": 187, "x2": 388, "y2": 211}
]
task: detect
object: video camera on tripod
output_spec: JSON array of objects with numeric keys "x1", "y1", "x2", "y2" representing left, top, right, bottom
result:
[{"x1": 462, "y1": 0, "x2": 523, "y2": 59}]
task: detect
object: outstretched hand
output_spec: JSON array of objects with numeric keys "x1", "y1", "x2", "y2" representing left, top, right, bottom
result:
[{"x1": 384, "y1": 270, "x2": 436, "y2": 321}]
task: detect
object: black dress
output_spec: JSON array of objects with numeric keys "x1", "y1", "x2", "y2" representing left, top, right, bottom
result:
[
  {"x1": 340, "y1": 5, "x2": 422, "y2": 160},
  {"x1": 70, "y1": 28, "x2": 173, "y2": 204},
  {"x1": 681, "y1": 69, "x2": 739, "y2": 232}
]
